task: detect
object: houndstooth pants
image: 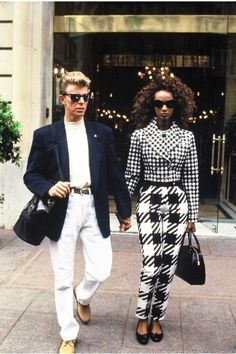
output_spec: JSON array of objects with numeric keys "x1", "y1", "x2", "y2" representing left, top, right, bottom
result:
[{"x1": 136, "y1": 182, "x2": 188, "y2": 321}]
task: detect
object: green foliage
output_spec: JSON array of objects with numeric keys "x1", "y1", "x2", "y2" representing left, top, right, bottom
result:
[
  {"x1": 0, "y1": 99, "x2": 21, "y2": 165},
  {"x1": 0, "y1": 193, "x2": 4, "y2": 205}
]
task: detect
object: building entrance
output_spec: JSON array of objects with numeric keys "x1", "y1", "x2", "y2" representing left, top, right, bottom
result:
[{"x1": 54, "y1": 31, "x2": 233, "y2": 230}]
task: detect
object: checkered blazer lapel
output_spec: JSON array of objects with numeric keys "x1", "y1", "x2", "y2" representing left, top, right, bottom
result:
[{"x1": 142, "y1": 119, "x2": 182, "y2": 162}]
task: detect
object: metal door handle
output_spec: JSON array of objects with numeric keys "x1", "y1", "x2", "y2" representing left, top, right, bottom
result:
[
  {"x1": 211, "y1": 134, "x2": 216, "y2": 175},
  {"x1": 220, "y1": 134, "x2": 225, "y2": 175},
  {"x1": 210, "y1": 134, "x2": 225, "y2": 175},
  {"x1": 216, "y1": 135, "x2": 221, "y2": 173}
]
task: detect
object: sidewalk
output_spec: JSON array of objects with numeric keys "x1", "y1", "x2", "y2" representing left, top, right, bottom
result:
[{"x1": 0, "y1": 228, "x2": 236, "y2": 353}]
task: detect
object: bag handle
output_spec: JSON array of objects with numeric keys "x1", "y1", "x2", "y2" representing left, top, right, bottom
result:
[
  {"x1": 51, "y1": 124, "x2": 64, "y2": 181},
  {"x1": 187, "y1": 230, "x2": 201, "y2": 250}
]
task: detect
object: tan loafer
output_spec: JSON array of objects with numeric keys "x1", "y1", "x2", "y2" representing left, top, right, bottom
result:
[
  {"x1": 73, "y1": 285, "x2": 91, "y2": 324},
  {"x1": 59, "y1": 339, "x2": 77, "y2": 354}
]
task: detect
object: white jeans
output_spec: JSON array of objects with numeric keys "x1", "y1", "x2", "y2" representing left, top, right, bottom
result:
[{"x1": 50, "y1": 193, "x2": 112, "y2": 341}]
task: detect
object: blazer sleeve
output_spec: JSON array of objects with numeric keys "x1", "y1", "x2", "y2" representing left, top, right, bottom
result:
[
  {"x1": 106, "y1": 128, "x2": 131, "y2": 218},
  {"x1": 181, "y1": 133, "x2": 199, "y2": 222},
  {"x1": 23, "y1": 129, "x2": 54, "y2": 203},
  {"x1": 125, "y1": 131, "x2": 142, "y2": 196}
]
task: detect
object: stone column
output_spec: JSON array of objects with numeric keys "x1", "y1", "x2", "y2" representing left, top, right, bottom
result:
[
  {"x1": 0, "y1": 2, "x2": 54, "y2": 228},
  {"x1": 12, "y1": 1, "x2": 54, "y2": 158}
]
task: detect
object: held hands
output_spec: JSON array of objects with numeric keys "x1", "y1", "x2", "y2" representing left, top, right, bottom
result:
[
  {"x1": 186, "y1": 222, "x2": 196, "y2": 233},
  {"x1": 120, "y1": 217, "x2": 132, "y2": 232},
  {"x1": 116, "y1": 212, "x2": 132, "y2": 232},
  {"x1": 48, "y1": 181, "x2": 71, "y2": 198}
]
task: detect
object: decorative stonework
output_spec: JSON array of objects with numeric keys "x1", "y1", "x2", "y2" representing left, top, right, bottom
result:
[{"x1": 55, "y1": 15, "x2": 236, "y2": 34}]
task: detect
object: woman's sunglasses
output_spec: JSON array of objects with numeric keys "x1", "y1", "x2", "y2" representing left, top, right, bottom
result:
[
  {"x1": 62, "y1": 93, "x2": 90, "y2": 102},
  {"x1": 153, "y1": 99, "x2": 175, "y2": 109}
]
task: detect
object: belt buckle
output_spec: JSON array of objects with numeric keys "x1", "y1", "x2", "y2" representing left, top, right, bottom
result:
[
  {"x1": 71, "y1": 186, "x2": 90, "y2": 196},
  {"x1": 80, "y1": 188, "x2": 89, "y2": 196}
]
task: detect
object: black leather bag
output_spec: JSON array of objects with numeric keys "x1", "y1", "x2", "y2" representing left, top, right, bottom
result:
[
  {"x1": 175, "y1": 231, "x2": 206, "y2": 285},
  {"x1": 13, "y1": 125, "x2": 62, "y2": 246},
  {"x1": 13, "y1": 196, "x2": 55, "y2": 245}
]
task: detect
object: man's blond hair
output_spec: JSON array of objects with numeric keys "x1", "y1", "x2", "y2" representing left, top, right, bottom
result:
[{"x1": 60, "y1": 71, "x2": 91, "y2": 94}]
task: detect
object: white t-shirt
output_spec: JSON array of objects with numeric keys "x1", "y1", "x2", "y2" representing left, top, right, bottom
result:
[{"x1": 64, "y1": 118, "x2": 91, "y2": 188}]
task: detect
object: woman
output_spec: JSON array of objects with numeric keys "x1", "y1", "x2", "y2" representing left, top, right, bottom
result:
[{"x1": 125, "y1": 68, "x2": 199, "y2": 345}]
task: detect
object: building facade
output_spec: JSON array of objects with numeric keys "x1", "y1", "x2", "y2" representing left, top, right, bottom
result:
[
  {"x1": 1, "y1": 2, "x2": 236, "y2": 230},
  {"x1": 0, "y1": 2, "x2": 54, "y2": 227}
]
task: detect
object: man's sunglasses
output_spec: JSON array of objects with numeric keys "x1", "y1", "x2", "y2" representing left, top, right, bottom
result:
[
  {"x1": 153, "y1": 99, "x2": 175, "y2": 109},
  {"x1": 62, "y1": 93, "x2": 90, "y2": 102}
]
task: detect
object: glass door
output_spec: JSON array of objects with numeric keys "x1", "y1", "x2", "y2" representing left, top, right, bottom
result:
[
  {"x1": 207, "y1": 133, "x2": 226, "y2": 232},
  {"x1": 192, "y1": 74, "x2": 228, "y2": 233}
]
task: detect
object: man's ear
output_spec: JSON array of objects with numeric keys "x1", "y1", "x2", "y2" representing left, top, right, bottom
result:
[{"x1": 59, "y1": 95, "x2": 65, "y2": 105}]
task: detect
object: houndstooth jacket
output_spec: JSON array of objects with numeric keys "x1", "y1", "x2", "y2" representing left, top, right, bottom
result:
[{"x1": 125, "y1": 118, "x2": 199, "y2": 222}]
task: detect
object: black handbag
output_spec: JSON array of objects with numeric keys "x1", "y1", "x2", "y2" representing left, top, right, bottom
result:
[
  {"x1": 175, "y1": 230, "x2": 206, "y2": 285},
  {"x1": 13, "y1": 125, "x2": 62, "y2": 246},
  {"x1": 13, "y1": 195, "x2": 55, "y2": 245}
]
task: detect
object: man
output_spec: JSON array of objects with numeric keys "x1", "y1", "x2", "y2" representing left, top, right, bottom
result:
[{"x1": 24, "y1": 71, "x2": 131, "y2": 353}]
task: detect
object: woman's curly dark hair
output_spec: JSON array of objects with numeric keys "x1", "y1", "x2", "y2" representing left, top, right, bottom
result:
[{"x1": 130, "y1": 69, "x2": 196, "y2": 131}]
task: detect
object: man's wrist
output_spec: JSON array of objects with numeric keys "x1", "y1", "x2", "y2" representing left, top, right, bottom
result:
[{"x1": 115, "y1": 210, "x2": 131, "y2": 219}]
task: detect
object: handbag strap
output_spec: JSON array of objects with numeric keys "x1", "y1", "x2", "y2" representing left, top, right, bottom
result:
[
  {"x1": 51, "y1": 124, "x2": 64, "y2": 181},
  {"x1": 187, "y1": 230, "x2": 201, "y2": 250}
]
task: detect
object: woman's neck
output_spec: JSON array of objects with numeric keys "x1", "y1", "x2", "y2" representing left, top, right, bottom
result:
[{"x1": 156, "y1": 120, "x2": 172, "y2": 131}]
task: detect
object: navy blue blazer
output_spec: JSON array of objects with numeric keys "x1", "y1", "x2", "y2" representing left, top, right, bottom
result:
[{"x1": 24, "y1": 119, "x2": 131, "y2": 240}]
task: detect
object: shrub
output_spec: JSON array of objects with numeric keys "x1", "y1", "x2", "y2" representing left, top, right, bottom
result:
[{"x1": 0, "y1": 99, "x2": 21, "y2": 165}]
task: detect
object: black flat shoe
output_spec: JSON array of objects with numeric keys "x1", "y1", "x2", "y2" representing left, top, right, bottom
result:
[
  {"x1": 149, "y1": 320, "x2": 163, "y2": 342},
  {"x1": 136, "y1": 320, "x2": 149, "y2": 345}
]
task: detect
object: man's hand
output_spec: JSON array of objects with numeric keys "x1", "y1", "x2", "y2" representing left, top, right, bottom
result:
[
  {"x1": 119, "y1": 217, "x2": 132, "y2": 232},
  {"x1": 186, "y1": 222, "x2": 196, "y2": 233},
  {"x1": 48, "y1": 181, "x2": 71, "y2": 198},
  {"x1": 116, "y1": 213, "x2": 132, "y2": 232}
]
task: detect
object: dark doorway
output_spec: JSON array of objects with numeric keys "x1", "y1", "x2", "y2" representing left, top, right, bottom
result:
[{"x1": 54, "y1": 32, "x2": 227, "y2": 207}]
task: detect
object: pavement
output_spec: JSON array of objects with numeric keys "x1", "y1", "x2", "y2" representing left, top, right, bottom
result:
[{"x1": 0, "y1": 224, "x2": 236, "y2": 353}]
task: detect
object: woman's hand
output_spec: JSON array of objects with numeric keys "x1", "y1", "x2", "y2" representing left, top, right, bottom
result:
[
  {"x1": 186, "y1": 222, "x2": 196, "y2": 233},
  {"x1": 48, "y1": 181, "x2": 71, "y2": 198}
]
